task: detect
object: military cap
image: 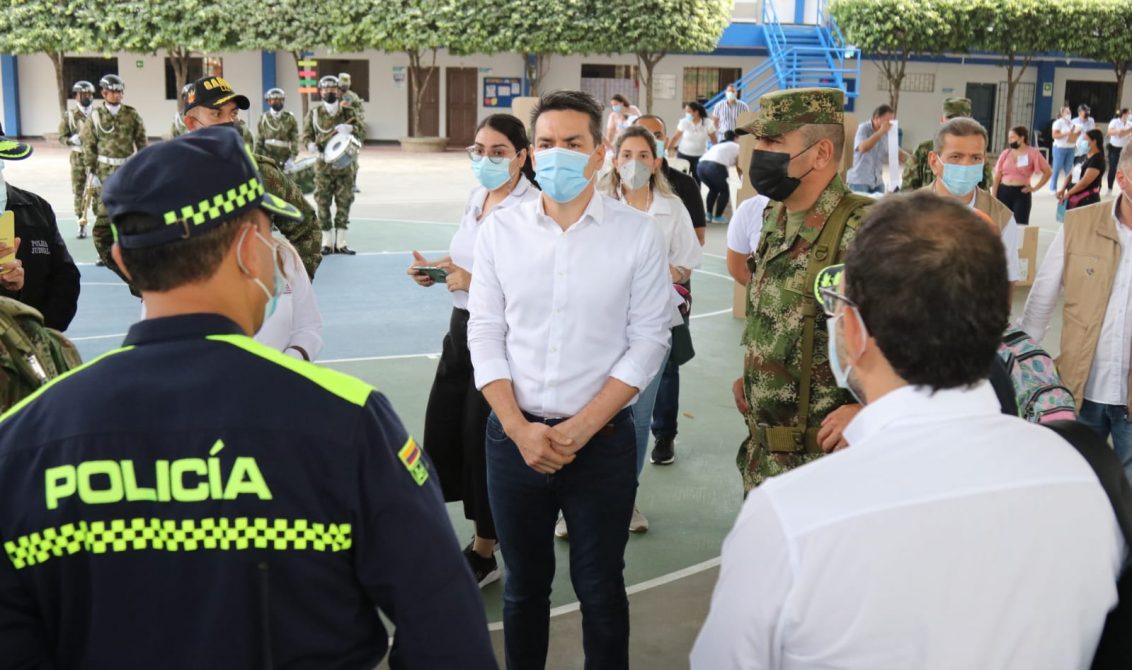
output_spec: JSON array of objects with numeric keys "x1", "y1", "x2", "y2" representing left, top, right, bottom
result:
[
  {"x1": 185, "y1": 76, "x2": 251, "y2": 114},
  {"x1": 264, "y1": 88, "x2": 286, "y2": 100},
  {"x1": 102, "y1": 126, "x2": 300, "y2": 249},
  {"x1": 72, "y1": 81, "x2": 95, "y2": 94},
  {"x1": 735, "y1": 87, "x2": 844, "y2": 138},
  {"x1": 943, "y1": 97, "x2": 972, "y2": 118},
  {"x1": 337, "y1": 73, "x2": 352, "y2": 86},
  {"x1": 318, "y1": 75, "x2": 340, "y2": 89},
  {"x1": 0, "y1": 135, "x2": 32, "y2": 161},
  {"x1": 99, "y1": 74, "x2": 124, "y2": 92}
]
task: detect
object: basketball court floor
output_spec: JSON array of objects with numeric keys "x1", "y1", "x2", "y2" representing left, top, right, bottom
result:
[{"x1": 3, "y1": 141, "x2": 1069, "y2": 668}]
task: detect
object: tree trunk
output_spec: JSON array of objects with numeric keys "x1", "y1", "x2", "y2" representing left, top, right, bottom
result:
[
  {"x1": 291, "y1": 50, "x2": 309, "y2": 120},
  {"x1": 636, "y1": 52, "x2": 665, "y2": 114},
  {"x1": 407, "y1": 48, "x2": 438, "y2": 138},
  {"x1": 1002, "y1": 54, "x2": 1032, "y2": 151},
  {"x1": 169, "y1": 47, "x2": 192, "y2": 113},
  {"x1": 1115, "y1": 62, "x2": 1128, "y2": 116},
  {"x1": 524, "y1": 53, "x2": 551, "y2": 97},
  {"x1": 50, "y1": 51, "x2": 67, "y2": 119}
]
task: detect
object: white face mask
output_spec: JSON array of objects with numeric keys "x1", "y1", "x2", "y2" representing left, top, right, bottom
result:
[{"x1": 618, "y1": 159, "x2": 653, "y2": 191}]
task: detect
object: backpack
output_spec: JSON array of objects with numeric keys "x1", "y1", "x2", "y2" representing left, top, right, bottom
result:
[
  {"x1": 996, "y1": 328, "x2": 1076, "y2": 424},
  {"x1": 0, "y1": 297, "x2": 82, "y2": 413}
]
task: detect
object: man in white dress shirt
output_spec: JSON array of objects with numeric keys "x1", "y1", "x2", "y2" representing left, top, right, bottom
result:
[
  {"x1": 1021, "y1": 144, "x2": 1132, "y2": 484},
  {"x1": 467, "y1": 90, "x2": 671, "y2": 670},
  {"x1": 692, "y1": 191, "x2": 1125, "y2": 670}
]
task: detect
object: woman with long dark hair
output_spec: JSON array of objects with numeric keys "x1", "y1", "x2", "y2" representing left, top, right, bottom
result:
[
  {"x1": 406, "y1": 113, "x2": 539, "y2": 587},
  {"x1": 992, "y1": 126, "x2": 1051, "y2": 225},
  {"x1": 667, "y1": 101, "x2": 717, "y2": 186},
  {"x1": 1059, "y1": 128, "x2": 1106, "y2": 211}
]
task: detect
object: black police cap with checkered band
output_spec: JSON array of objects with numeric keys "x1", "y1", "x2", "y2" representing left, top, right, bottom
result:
[{"x1": 102, "y1": 126, "x2": 300, "y2": 249}]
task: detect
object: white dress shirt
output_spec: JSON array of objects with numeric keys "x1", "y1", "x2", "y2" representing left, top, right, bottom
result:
[
  {"x1": 255, "y1": 249, "x2": 324, "y2": 360},
  {"x1": 1053, "y1": 118, "x2": 1075, "y2": 148},
  {"x1": 712, "y1": 99, "x2": 751, "y2": 134},
  {"x1": 727, "y1": 196, "x2": 770, "y2": 255},
  {"x1": 691, "y1": 382, "x2": 1123, "y2": 670},
  {"x1": 646, "y1": 192, "x2": 703, "y2": 271},
  {"x1": 701, "y1": 140, "x2": 741, "y2": 167},
  {"x1": 468, "y1": 192, "x2": 672, "y2": 418},
  {"x1": 448, "y1": 176, "x2": 537, "y2": 310},
  {"x1": 1020, "y1": 196, "x2": 1132, "y2": 404},
  {"x1": 676, "y1": 118, "x2": 715, "y2": 157},
  {"x1": 1109, "y1": 117, "x2": 1130, "y2": 149}
]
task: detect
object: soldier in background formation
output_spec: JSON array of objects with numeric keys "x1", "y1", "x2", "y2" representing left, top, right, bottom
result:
[
  {"x1": 304, "y1": 75, "x2": 363, "y2": 255},
  {"x1": 58, "y1": 81, "x2": 94, "y2": 238},
  {"x1": 902, "y1": 97, "x2": 993, "y2": 191},
  {"x1": 80, "y1": 74, "x2": 146, "y2": 274},
  {"x1": 255, "y1": 88, "x2": 299, "y2": 168},
  {"x1": 170, "y1": 83, "x2": 192, "y2": 139},
  {"x1": 733, "y1": 87, "x2": 870, "y2": 493},
  {"x1": 339, "y1": 72, "x2": 365, "y2": 195}
]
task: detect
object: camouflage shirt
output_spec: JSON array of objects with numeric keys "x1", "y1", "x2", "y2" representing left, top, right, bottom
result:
[
  {"x1": 255, "y1": 110, "x2": 299, "y2": 159},
  {"x1": 738, "y1": 175, "x2": 867, "y2": 491},
  {"x1": 303, "y1": 104, "x2": 364, "y2": 151},
  {"x1": 79, "y1": 105, "x2": 147, "y2": 179},
  {"x1": 236, "y1": 120, "x2": 256, "y2": 149},
  {"x1": 57, "y1": 108, "x2": 91, "y2": 148},
  {"x1": 901, "y1": 138, "x2": 994, "y2": 191},
  {"x1": 341, "y1": 91, "x2": 365, "y2": 125},
  {"x1": 257, "y1": 155, "x2": 322, "y2": 279}
]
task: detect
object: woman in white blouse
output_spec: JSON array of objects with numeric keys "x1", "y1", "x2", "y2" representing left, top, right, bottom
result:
[
  {"x1": 667, "y1": 101, "x2": 717, "y2": 186},
  {"x1": 406, "y1": 114, "x2": 539, "y2": 586},
  {"x1": 601, "y1": 125, "x2": 702, "y2": 532}
]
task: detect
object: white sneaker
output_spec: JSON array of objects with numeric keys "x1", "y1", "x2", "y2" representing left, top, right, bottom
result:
[
  {"x1": 554, "y1": 514, "x2": 568, "y2": 540},
  {"x1": 629, "y1": 506, "x2": 649, "y2": 533}
]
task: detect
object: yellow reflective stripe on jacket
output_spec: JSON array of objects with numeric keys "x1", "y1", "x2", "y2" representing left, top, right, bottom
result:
[
  {"x1": 207, "y1": 334, "x2": 373, "y2": 407},
  {"x1": 0, "y1": 347, "x2": 134, "y2": 425},
  {"x1": 5, "y1": 517, "x2": 352, "y2": 570}
]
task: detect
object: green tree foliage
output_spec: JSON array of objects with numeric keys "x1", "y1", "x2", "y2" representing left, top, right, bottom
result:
[
  {"x1": 831, "y1": 0, "x2": 973, "y2": 112},
  {"x1": 0, "y1": 0, "x2": 99, "y2": 117},
  {"x1": 236, "y1": 0, "x2": 334, "y2": 119},
  {"x1": 1061, "y1": 0, "x2": 1132, "y2": 112}
]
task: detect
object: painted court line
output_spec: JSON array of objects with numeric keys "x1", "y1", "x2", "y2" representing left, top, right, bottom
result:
[
  {"x1": 70, "y1": 333, "x2": 127, "y2": 342},
  {"x1": 485, "y1": 556, "x2": 722, "y2": 631}
]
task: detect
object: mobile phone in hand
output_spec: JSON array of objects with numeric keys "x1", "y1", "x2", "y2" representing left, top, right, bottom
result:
[{"x1": 413, "y1": 266, "x2": 448, "y2": 282}]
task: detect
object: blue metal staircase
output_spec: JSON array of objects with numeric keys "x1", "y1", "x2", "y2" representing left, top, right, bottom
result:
[{"x1": 706, "y1": 0, "x2": 860, "y2": 112}]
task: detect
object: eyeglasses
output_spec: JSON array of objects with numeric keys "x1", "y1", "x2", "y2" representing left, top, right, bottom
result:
[
  {"x1": 465, "y1": 146, "x2": 515, "y2": 164},
  {"x1": 818, "y1": 287, "x2": 857, "y2": 318}
]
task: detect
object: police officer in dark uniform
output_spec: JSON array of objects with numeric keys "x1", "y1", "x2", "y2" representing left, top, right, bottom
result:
[
  {"x1": 0, "y1": 127, "x2": 496, "y2": 669},
  {"x1": 0, "y1": 134, "x2": 80, "y2": 330}
]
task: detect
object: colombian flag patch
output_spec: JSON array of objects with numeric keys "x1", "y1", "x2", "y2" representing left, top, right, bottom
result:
[{"x1": 398, "y1": 437, "x2": 429, "y2": 486}]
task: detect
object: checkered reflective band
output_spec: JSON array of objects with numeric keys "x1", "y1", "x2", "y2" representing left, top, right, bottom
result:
[
  {"x1": 164, "y1": 177, "x2": 264, "y2": 227},
  {"x1": 5, "y1": 517, "x2": 352, "y2": 570}
]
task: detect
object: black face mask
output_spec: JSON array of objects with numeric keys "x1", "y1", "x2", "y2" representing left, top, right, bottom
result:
[
  {"x1": 78, "y1": 97, "x2": 92, "y2": 108},
  {"x1": 323, "y1": 92, "x2": 338, "y2": 104},
  {"x1": 1009, "y1": 141, "x2": 1020, "y2": 150},
  {"x1": 749, "y1": 143, "x2": 817, "y2": 202},
  {"x1": 269, "y1": 102, "x2": 284, "y2": 112}
]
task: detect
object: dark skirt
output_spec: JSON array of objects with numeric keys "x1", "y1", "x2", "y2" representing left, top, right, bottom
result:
[{"x1": 422, "y1": 307, "x2": 495, "y2": 539}]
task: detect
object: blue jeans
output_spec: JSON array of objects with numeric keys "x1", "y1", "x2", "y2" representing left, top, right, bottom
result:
[
  {"x1": 696, "y1": 160, "x2": 731, "y2": 217},
  {"x1": 1051, "y1": 147, "x2": 1075, "y2": 191},
  {"x1": 487, "y1": 409, "x2": 636, "y2": 670},
  {"x1": 634, "y1": 367, "x2": 663, "y2": 476},
  {"x1": 1077, "y1": 399, "x2": 1132, "y2": 484},
  {"x1": 848, "y1": 182, "x2": 883, "y2": 194}
]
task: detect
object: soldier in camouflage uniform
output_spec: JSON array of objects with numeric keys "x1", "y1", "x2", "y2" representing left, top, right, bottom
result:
[
  {"x1": 732, "y1": 88, "x2": 871, "y2": 493},
  {"x1": 304, "y1": 75, "x2": 364, "y2": 255},
  {"x1": 236, "y1": 118, "x2": 256, "y2": 148},
  {"x1": 901, "y1": 97, "x2": 994, "y2": 191},
  {"x1": 81, "y1": 74, "x2": 147, "y2": 275},
  {"x1": 255, "y1": 88, "x2": 299, "y2": 168},
  {"x1": 169, "y1": 83, "x2": 193, "y2": 139},
  {"x1": 181, "y1": 75, "x2": 322, "y2": 280},
  {"x1": 339, "y1": 73, "x2": 365, "y2": 195},
  {"x1": 58, "y1": 81, "x2": 95, "y2": 237}
]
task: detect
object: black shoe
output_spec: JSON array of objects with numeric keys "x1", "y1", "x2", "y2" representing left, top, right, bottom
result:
[
  {"x1": 336, "y1": 246, "x2": 356, "y2": 256},
  {"x1": 463, "y1": 544, "x2": 501, "y2": 588},
  {"x1": 95, "y1": 259, "x2": 105, "y2": 267},
  {"x1": 650, "y1": 436, "x2": 676, "y2": 465},
  {"x1": 321, "y1": 245, "x2": 333, "y2": 255}
]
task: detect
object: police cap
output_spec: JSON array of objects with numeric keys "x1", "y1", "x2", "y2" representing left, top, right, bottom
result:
[{"x1": 185, "y1": 76, "x2": 251, "y2": 114}]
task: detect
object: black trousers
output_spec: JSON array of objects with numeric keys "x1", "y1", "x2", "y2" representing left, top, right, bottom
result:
[
  {"x1": 678, "y1": 152, "x2": 703, "y2": 186},
  {"x1": 422, "y1": 307, "x2": 496, "y2": 539},
  {"x1": 996, "y1": 184, "x2": 1033, "y2": 225},
  {"x1": 1108, "y1": 145, "x2": 1123, "y2": 191}
]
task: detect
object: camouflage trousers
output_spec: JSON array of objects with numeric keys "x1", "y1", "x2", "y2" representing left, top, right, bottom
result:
[
  {"x1": 315, "y1": 162, "x2": 355, "y2": 230},
  {"x1": 69, "y1": 152, "x2": 87, "y2": 221},
  {"x1": 260, "y1": 146, "x2": 291, "y2": 168}
]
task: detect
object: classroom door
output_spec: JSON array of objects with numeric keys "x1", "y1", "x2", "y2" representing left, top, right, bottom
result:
[
  {"x1": 447, "y1": 68, "x2": 479, "y2": 148},
  {"x1": 965, "y1": 83, "x2": 997, "y2": 144}
]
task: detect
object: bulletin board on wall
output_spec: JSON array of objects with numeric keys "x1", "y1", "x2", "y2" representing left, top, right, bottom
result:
[{"x1": 484, "y1": 77, "x2": 523, "y2": 108}]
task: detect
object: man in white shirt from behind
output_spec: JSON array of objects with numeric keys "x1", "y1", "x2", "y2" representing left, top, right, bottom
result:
[
  {"x1": 692, "y1": 192, "x2": 1124, "y2": 670},
  {"x1": 468, "y1": 90, "x2": 671, "y2": 670}
]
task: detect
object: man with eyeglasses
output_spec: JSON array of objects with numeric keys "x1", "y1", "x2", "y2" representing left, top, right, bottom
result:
[{"x1": 693, "y1": 191, "x2": 1125, "y2": 669}]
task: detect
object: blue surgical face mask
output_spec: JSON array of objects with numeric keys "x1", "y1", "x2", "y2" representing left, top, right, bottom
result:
[
  {"x1": 535, "y1": 147, "x2": 595, "y2": 203},
  {"x1": 940, "y1": 161, "x2": 982, "y2": 197},
  {"x1": 827, "y1": 313, "x2": 864, "y2": 404},
  {"x1": 238, "y1": 227, "x2": 286, "y2": 326},
  {"x1": 611, "y1": 104, "x2": 623, "y2": 114},
  {"x1": 472, "y1": 155, "x2": 514, "y2": 191},
  {"x1": 684, "y1": 113, "x2": 694, "y2": 123},
  {"x1": 655, "y1": 138, "x2": 666, "y2": 157}
]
